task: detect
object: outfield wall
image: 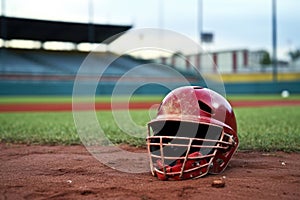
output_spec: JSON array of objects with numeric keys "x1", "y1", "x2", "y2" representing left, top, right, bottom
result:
[
  {"x1": 0, "y1": 80, "x2": 299, "y2": 95},
  {"x1": 224, "y1": 81, "x2": 300, "y2": 94}
]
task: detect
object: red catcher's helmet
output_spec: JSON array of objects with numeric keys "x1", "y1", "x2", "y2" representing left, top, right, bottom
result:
[{"x1": 147, "y1": 86, "x2": 238, "y2": 180}]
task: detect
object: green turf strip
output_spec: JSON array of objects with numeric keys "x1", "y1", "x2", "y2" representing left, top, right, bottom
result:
[
  {"x1": 0, "y1": 95, "x2": 164, "y2": 104},
  {"x1": 0, "y1": 94, "x2": 300, "y2": 104},
  {"x1": 226, "y1": 94, "x2": 300, "y2": 101},
  {"x1": 0, "y1": 107, "x2": 299, "y2": 151}
]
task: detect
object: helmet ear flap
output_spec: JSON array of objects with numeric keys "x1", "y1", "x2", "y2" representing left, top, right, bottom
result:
[{"x1": 209, "y1": 132, "x2": 239, "y2": 174}]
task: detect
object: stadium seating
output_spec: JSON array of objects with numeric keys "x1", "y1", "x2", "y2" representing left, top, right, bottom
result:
[
  {"x1": 0, "y1": 48, "x2": 199, "y2": 95},
  {"x1": 0, "y1": 48, "x2": 192, "y2": 76}
]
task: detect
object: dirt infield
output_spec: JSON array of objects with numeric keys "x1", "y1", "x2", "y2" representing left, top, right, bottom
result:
[
  {"x1": 0, "y1": 144, "x2": 299, "y2": 200},
  {"x1": 1, "y1": 101, "x2": 299, "y2": 199},
  {"x1": 1, "y1": 100, "x2": 300, "y2": 112}
]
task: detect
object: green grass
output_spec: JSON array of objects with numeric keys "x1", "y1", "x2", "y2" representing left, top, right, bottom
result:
[
  {"x1": 0, "y1": 95, "x2": 164, "y2": 104},
  {"x1": 0, "y1": 96, "x2": 75, "y2": 104},
  {"x1": 0, "y1": 112, "x2": 78, "y2": 145},
  {"x1": 236, "y1": 107, "x2": 300, "y2": 152},
  {"x1": 226, "y1": 94, "x2": 300, "y2": 101},
  {"x1": 0, "y1": 106, "x2": 299, "y2": 151},
  {"x1": 0, "y1": 111, "x2": 148, "y2": 146},
  {"x1": 1, "y1": 93, "x2": 300, "y2": 104}
]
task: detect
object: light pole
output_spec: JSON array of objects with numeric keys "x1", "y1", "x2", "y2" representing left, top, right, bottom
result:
[
  {"x1": 88, "y1": 0, "x2": 95, "y2": 44},
  {"x1": 198, "y1": 0, "x2": 203, "y2": 45},
  {"x1": 1, "y1": 0, "x2": 6, "y2": 42},
  {"x1": 1, "y1": 0, "x2": 6, "y2": 70},
  {"x1": 272, "y1": 0, "x2": 277, "y2": 82}
]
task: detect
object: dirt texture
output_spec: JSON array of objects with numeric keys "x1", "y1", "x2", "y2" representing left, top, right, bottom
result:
[{"x1": 0, "y1": 143, "x2": 299, "y2": 200}]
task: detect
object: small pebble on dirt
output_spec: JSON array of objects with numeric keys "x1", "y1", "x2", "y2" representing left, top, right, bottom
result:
[{"x1": 211, "y1": 178, "x2": 225, "y2": 188}]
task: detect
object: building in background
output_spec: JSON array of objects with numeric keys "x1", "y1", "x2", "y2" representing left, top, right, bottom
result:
[{"x1": 156, "y1": 49, "x2": 299, "y2": 74}]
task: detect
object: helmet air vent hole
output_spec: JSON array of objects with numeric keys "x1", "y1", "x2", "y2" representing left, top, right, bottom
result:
[
  {"x1": 198, "y1": 101, "x2": 213, "y2": 114},
  {"x1": 193, "y1": 86, "x2": 203, "y2": 89}
]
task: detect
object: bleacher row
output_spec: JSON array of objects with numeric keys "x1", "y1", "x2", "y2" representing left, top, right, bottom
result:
[
  {"x1": 0, "y1": 48, "x2": 201, "y2": 95},
  {"x1": 0, "y1": 48, "x2": 193, "y2": 77},
  {"x1": 1, "y1": 48, "x2": 85, "y2": 74}
]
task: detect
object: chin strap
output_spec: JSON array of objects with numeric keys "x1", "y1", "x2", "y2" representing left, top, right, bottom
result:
[{"x1": 155, "y1": 152, "x2": 208, "y2": 181}]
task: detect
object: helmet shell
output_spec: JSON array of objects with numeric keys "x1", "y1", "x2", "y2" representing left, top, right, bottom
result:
[
  {"x1": 148, "y1": 86, "x2": 239, "y2": 177},
  {"x1": 151, "y1": 86, "x2": 237, "y2": 135}
]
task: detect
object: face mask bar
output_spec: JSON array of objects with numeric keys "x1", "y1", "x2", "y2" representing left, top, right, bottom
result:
[{"x1": 147, "y1": 124, "x2": 234, "y2": 180}]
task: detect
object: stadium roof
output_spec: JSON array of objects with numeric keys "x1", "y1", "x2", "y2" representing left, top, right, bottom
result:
[{"x1": 0, "y1": 16, "x2": 132, "y2": 44}]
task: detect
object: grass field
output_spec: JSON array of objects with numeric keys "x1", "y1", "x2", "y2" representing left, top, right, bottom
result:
[
  {"x1": 0, "y1": 95, "x2": 164, "y2": 104},
  {"x1": 1, "y1": 94, "x2": 300, "y2": 104},
  {"x1": 0, "y1": 95, "x2": 299, "y2": 152}
]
